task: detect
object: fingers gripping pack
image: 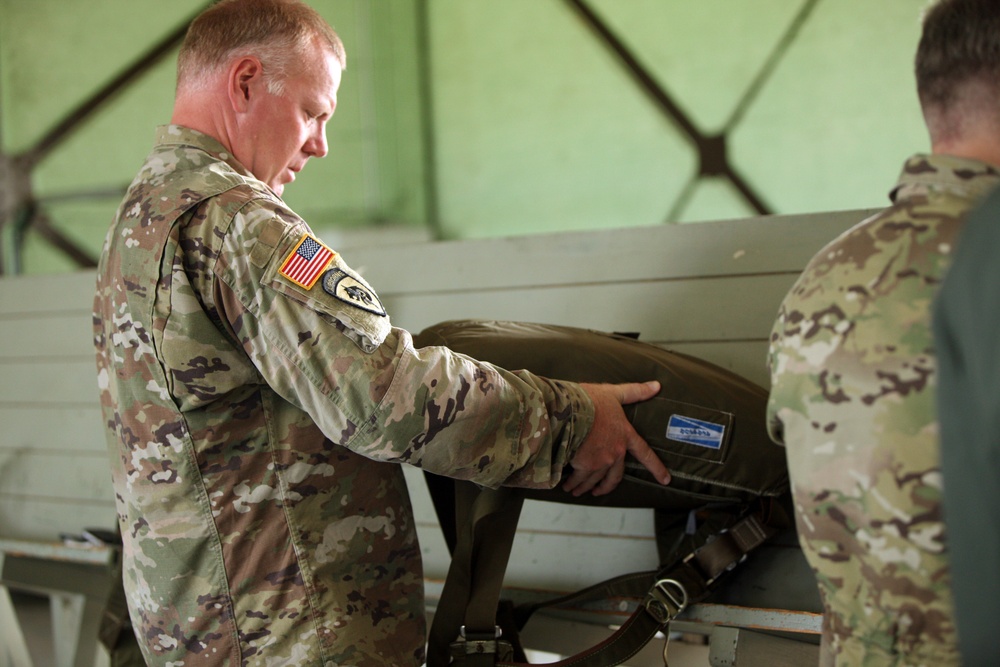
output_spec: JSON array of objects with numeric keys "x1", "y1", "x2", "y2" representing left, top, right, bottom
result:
[{"x1": 412, "y1": 319, "x2": 789, "y2": 509}]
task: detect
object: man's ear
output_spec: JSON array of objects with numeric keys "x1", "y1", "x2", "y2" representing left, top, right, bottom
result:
[{"x1": 227, "y1": 57, "x2": 264, "y2": 113}]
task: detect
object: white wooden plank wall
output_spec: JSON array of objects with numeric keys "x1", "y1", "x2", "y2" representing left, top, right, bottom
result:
[
  {"x1": 345, "y1": 211, "x2": 873, "y2": 387},
  {"x1": 0, "y1": 273, "x2": 113, "y2": 541},
  {"x1": 0, "y1": 211, "x2": 872, "y2": 593}
]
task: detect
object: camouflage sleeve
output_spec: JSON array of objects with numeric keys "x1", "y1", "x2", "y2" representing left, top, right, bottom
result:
[
  {"x1": 766, "y1": 262, "x2": 849, "y2": 452},
  {"x1": 215, "y1": 204, "x2": 594, "y2": 490},
  {"x1": 765, "y1": 305, "x2": 791, "y2": 448}
]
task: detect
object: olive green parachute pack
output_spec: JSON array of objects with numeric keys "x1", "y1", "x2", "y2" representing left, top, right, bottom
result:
[{"x1": 413, "y1": 320, "x2": 794, "y2": 667}]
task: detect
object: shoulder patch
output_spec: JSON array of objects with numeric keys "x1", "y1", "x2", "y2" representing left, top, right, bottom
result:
[
  {"x1": 322, "y1": 267, "x2": 387, "y2": 316},
  {"x1": 279, "y1": 234, "x2": 335, "y2": 289}
]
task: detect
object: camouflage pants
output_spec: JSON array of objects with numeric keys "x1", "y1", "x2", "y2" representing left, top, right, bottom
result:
[{"x1": 99, "y1": 556, "x2": 147, "y2": 667}]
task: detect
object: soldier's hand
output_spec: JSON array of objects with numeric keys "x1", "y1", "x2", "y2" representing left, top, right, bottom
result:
[{"x1": 563, "y1": 381, "x2": 671, "y2": 497}]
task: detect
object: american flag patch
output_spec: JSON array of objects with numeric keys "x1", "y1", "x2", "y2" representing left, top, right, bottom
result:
[{"x1": 279, "y1": 234, "x2": 335, "y2": 289}]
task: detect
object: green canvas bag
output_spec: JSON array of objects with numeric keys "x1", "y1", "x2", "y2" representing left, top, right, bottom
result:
[{"x1": 413, "y1": 320, "x2": 793, "y2": 666}]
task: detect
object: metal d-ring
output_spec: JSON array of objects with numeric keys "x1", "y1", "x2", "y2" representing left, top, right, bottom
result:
[{"x1": 644, "y1": 578, "x2": 689, "y2": 624}]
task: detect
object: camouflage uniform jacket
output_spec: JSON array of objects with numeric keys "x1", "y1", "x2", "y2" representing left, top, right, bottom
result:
[
  {"x1": 766, "y1": 153, "x2": 1000, "y2": 666},
  {"x1": 92, "y1": 125, "x2": 595, "y2": 667}
]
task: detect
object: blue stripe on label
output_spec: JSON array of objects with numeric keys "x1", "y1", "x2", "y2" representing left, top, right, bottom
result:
[{"x1": 666, "y1": 415, "x2": 725, "y2": 450}]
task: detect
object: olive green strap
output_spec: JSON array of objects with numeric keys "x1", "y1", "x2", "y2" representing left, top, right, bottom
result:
[{"x1": 427, "y1": 481, "x2": 524, "y2": 667}]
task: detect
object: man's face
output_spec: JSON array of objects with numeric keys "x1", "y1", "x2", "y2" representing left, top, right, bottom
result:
[{"x1": 238, "y1": 49, "x2": 342, "y2": 196}]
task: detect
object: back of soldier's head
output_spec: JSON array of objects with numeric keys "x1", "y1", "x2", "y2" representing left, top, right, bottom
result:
[
  {"x1": 176, "y1": 0, "x2": 345, "y2": 95},
  {"x1": 916, "y1": 0, "x2": 1000, "y2": 141}
]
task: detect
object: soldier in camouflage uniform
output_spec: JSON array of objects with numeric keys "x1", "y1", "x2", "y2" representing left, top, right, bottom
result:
[
  {"x1": 91, "y1": 1, "x2": 669, "y2": 666},
  {"x1": 766, "y1": 1, "x2": 1000, "y2": 664}
]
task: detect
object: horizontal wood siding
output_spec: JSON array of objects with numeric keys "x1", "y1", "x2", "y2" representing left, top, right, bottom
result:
[
  {"x1": 0, "y1": 271, "x2": 115, "y2": 540},
  {"x1": 345, "y1": 210, "x2": 872, "y2": 388}
]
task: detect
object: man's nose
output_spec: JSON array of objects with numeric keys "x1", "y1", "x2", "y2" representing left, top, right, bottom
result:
[{"x1": 305, "y1": 125, "x2": 328, "y2": 158}]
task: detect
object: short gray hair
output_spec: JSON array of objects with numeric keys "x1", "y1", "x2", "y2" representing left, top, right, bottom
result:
[{"x1": 176, "y1": 0, "x2": 346, "y2": 94}]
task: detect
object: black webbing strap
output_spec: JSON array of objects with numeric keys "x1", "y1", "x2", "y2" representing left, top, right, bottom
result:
[
  {"x1": 430, "y1": 487, "x2": 780, "y2": 667},
  {"x1": 493, "y1": 510, "x2": 778, "y2": 667}
]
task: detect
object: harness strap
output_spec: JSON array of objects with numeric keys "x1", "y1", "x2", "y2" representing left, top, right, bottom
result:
[
  {"x1": 428, "y1": 482, "x2": 525, "y2": 666},
  {"x1": 431, "y1": 487, "x2": 779, "y2": 667},
  {"x1": 504, "y1": 512, "x2": 777, "y2": 667}
]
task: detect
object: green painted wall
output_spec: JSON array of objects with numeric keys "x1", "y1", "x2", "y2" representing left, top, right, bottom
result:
[
  {"x1": 0, "y1": 0, "x2": 426, "y2": 273},
  {"x1": 1, "y1": 0, "x2": 929, "y2": 274},
  {"x1": 427, "y1": 0, "x2": 928, "y2": 237}
]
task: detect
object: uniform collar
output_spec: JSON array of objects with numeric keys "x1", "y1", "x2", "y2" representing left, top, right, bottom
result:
[
  {"x1": 154, "y1": 124, "x2": 260, "y2": 185},
  {"x1": 890, "y1": 153, "x2": 1000, "y2": 204}
]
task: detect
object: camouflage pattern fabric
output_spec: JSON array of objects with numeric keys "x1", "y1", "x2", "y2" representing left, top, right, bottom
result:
[
  {"x1": 767, "y1": 154, "x2": 1000, "y2": 666},
  {"x1": 92, "y1": 125, "x2": 595, "y2": 667}
]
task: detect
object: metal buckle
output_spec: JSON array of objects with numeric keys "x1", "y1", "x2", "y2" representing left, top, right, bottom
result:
[
  {"x1": 457, "y1": 625, "x2": 503, "y2": 655},
  {"x1": 644, "y1": 578, "x2": 688, "y2": 624}
]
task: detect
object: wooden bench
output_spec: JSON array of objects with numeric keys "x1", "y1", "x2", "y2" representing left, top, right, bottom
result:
[
  {"x1": 0, "y1": 540, "x2": 113, "y2": 667},
  {"x1": 0, "y1": 208, "x2": 872, "y2": 666}
]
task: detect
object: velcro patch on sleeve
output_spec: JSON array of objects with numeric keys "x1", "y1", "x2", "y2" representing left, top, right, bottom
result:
[
  {"x1": 321, "y1": 268, "x2": 387, "y2": 317},
  {"x1": 278, "y1": 234, "x2": 335, "y2": 289}
]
